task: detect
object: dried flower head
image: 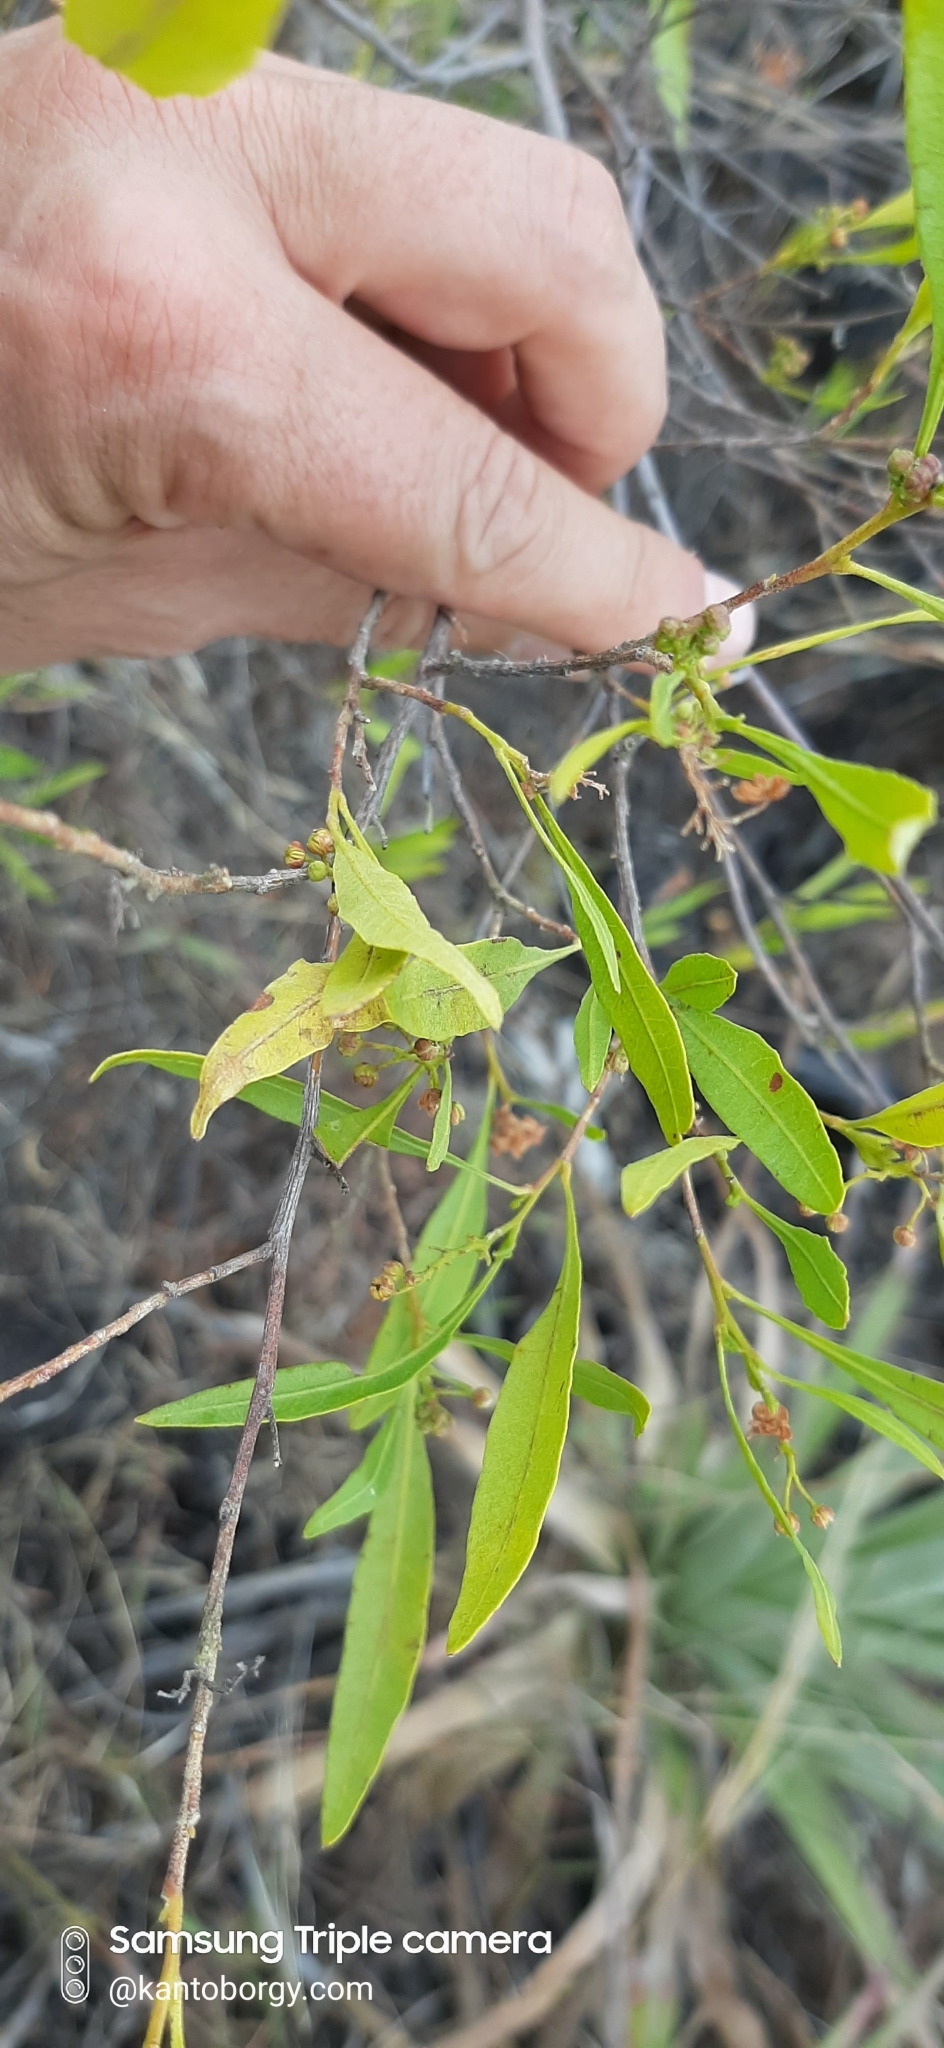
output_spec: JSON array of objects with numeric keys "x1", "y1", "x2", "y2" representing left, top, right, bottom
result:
[
  {"x1": 748, "y1": 1400, "x2": 792, "y2": 1443},
  {"x1": 826, "y1": 1211, "x2": 849, "y2": 1234},
  {"x1": 490, "y1": 1103, "x2": 546, "y2": 1159},
  {"x1": 893, "y1": 1224, "x2": 917, "y2": 1250},
  {"x1": 352, "y1": 1063, "x2": 378, "y2": 1089},
  {"x1": 810, "y1": 1504, "x2": 835, "y2": 1530},
  {"x1": 418, "y1": 1087, "x2": 442, "y2": 1118},
  {"x1": 369, "y1": 1260, "x2": 404, "y2": 1302}
]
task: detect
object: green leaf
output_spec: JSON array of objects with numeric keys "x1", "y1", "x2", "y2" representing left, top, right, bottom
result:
[
  {"x1": 427, "y1": 1063, "x2": 453, "y2": 1173},
  {"x1": 620, "y1": 1135, "x2": 740, "y2": 1217},
  {"x1": 771, "y1": 1370, "x2": 944, "y2": 1481},
  {"x1": 648, "y1": 670, "x2": 679, "y2": 748},
  {"x1": 573, "y1": 985, "x2": 611, "y2": 1091},
  {"x1": 649, "y1": 0, "x2": 691, "y2": 147},
  {"x1": 349, "y1": 1088, "x2": 494, "y2": 1429},
  {"x1": 190, "y1": 960, "x2": 336, "y2": 1140},
  {"x1": 719, "y1": 719, "x2": 937, "y2": 876},
  {"x1": 0, "y1": 746, "x2": 42, "y2": 780},
  {"x1": 661, "y1": 953, "x2": 737, "y2": 1013},
  {"x1": 447, "y1": 1172, "x2": 582, "y2": 1652},
  {"x1": 903, "y1": 0, "x2": 944, "y2": 452},
  {"x1": 321, "y1": 936, "x2": 407, "y2": 1024},
  {"x1": 331, "y1": 827, "x2": 502, "y2": 1029},
  {"x1": 736, "y1": 1192, "x2": 849, "y2": 1329},
  {"x1": 320, "y1": 1392, "x2": 434, "y2": 1845},
  {"x1": 385, "y1": 937, "x2": 576, "y2": 1042},
  {"x1": 63, "y1": 0, "x2": 284, "y2": 96},
  {"x1": 744, "y1": 1298, "x2": 944, "y2": 1451},
  {"x1": 88, "y1": 1048, "x2": 506, "y2": 1180},
  {"x1": 303, "y1": 1419, "x2": 398, "y2": 1538},
  {"x1": 547, "y1": 720, "x2": 646, "y2": 805},
  {"x1": 534, "y1": 798, "x2": 694, "y2": 1143},
  {"x1": 376, "y1": 818, "x2": 458, "y2": 881},
  {"x1": 0, "y1": 833, "x2": 54, "y2": 900},
  {"x1": 851, "y1": 1081, "x2": 944, "y2": 1147},
  {"x1": 138, "y1": 1268, "x2": 500, "y2": 1430},
  {"x1": 671, "y1": 1008, "x2": 843, "y2": 1214},
  {"x1": 456, "y1": 1333, "x2": 650, "y2": 1434},
  {"x1": 799, "y1": 1547, "x2": 843, "y2": 1667},
  {"x1": 18, "y1": 762, "x2": 105, "y2": 806}
]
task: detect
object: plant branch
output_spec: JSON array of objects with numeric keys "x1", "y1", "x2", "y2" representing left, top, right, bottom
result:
[
  {"x1": 0, "y1": 1244, "x2": 273, "y2": 1406},
  {"x1": 0, "y1": 799, "x2": 308, "y2": 898}
]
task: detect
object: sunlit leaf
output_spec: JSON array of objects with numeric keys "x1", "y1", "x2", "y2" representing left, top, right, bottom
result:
[
  {"x1": 190, "y1": 960, "x2": 335, "y2": 1140},
  {"x1": 385, "y1": 937, "x2": 576, "y2": 1042},
  {"x1": 661, "y1": 952, "x2": 737, "y2": 1013},
  {"x1": 671, "y1": 1008, "x2": 843, "y2": 1214},
  {"x1": 573, "y1": 985, "x2": 611, "y2": 1091},
  {"x1": 620, "y1": 1135, "x2": 739, "y2": 1217},
  {"x1": 547, "y1": 720, "x2": 645, "y2": 805},
  {"x1": 377, "y1": 818, "x2": 458, "y2": 881},
  {"x1": 903, "y1": 0, "x2": 944, "y2": 452},
  {"x1": 321, "y1": 935, "x2": 407, "y2": 1023},
  {"x1": 649, "y1": 0, "x2": 691, "y2": 147},
  {"x1": 63, "y1": 0, "x2": 284, "y2": 96},
  {"x1": 320, "y1": 1392, "x2": 434, "y2": 1845},
  {"x1": 447, "y1": 1172, "x2": 581, "y2": 1653},
  {"x1": 456, "y1": 1333, "x2": 650, "y2": 1434},
  {"x1": 772, "y1": 1369, "x2": 944, "y2": 1480},
  {"x1": 746, "y1": 1299, "x2": 944, "y2": 1451},
  {"x1": 331, "y1": 826, "x2": 502, "y2": 1029},
  {"x1": 720, "y1": 719, "x2": 937, "y2": 876},
  {"x1": 851, "y1": 1081, "x2": 944, "y2": 1148},
  {"x1": 534, "y1": 798, "x2": 694, "y2": 1143},
  {"x1": 0, "y1": 746, "x2": 42, "y2": 780},
  {"x1": 427, "y1": 1062, "x2": 453, "y2": 1173}
]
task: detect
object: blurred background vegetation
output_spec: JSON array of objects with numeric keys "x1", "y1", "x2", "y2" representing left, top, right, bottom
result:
[{"x1": 3, "y1": 0, "x2": 944, "y2": 2043}]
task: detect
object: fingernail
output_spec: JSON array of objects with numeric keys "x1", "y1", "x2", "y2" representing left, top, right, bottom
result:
[{"x1": 703, "y1": 569, "x2": 757, "y2": 666}]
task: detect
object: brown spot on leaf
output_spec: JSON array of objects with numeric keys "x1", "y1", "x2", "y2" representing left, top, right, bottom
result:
[
  {"x1": 768, "y1": 1072, "x2": 783, "y2": 1093},
  {"x1": 248, "y1": 991, "x2": 274, "y2": 1012}
]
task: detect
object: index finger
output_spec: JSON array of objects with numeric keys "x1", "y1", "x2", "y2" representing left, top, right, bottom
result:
[{"x1": 218, "y1": 62, "x2": 667, "y2": 493}]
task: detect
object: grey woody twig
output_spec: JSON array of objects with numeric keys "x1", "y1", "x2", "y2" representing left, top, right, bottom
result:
[{"x1": 0, "y1": 798, "x2": 308, "y2": 898}]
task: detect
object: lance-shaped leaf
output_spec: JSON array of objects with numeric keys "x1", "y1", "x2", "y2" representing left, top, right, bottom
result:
[
  {"x1": 720, "y1": 720, "x2": 937, "y2": 876},
  {"x1": 903, "y1": 0, "x2": 944, "y2": 453},
  {"x1": 331, "y1": 830, "x2": 502, "y2": 1029},
  {"x1": 736, "y1": 1190, "x2": 849, "y2": 1329},
  {"x1": 90, "y1": 1050, "x2": 504, "y2": 1181},
  {"x1": 573, "y1": 985, "x2": 611, "y2": 1091},
  {"x1": 770, "y1": 1369, "x2": 944, "y2": 1481},
  {"x1": 447, "y1": 1172, "x2": 582, "y2": 1653},
  {"x1": 190, "y1": 960, "x2": 335, "y2": 1140},
  {"x1": 303, "y1": 1419, "x2": 397, "y2": 1538},
  {"x1": 534, "y1": 799, "x2": 694, "y2": 1143},
  {"x1": 745, "y1": 1299, "x2": 944, "y2": 1450},
  {"x1": 137, "y1": 1267, "x2": 500, "y2": 1430},
  {"x1": 671, "y1": 1007, "x2": 843, "y2": 1214},
  {"x1": 547, "y1": 720, "x2": 646, "y2": 805},
  {"x1": 64, "y1": 0, "x2": 283, "y2": 96},
  {"x1": 851, "y1": 1081, "x2": 944, "y2": 1148},
  {"x1": 427, "y1": 1063, "x2": 453, "y2": 1173},
  {"x1": 385, "y1": 937, "x2": 576, "y2": 1042},
  {"x1": 661, "y1": 953, "x2": 737, "y2": 1014},
  {"x1": 350, "y1": 1089, "x2": 494, "y2": 1429},
  {"x1": 620, "y1": 1135, "x2": 740, "y2": 1217},
  {"x1": 455, "y1": 1333, "x2": 650, "y2": 1434},
  {"x1": 321, "y1": 1392, "x2": 434, "y2": 1845},
  {"x1": 322, "y1": 936, "x2": 407, "y2": 1023}
]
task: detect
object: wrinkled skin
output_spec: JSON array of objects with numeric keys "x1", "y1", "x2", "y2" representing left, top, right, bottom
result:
[{"x1": 0, "y1": 23, "x2": 725, "y2": 667}]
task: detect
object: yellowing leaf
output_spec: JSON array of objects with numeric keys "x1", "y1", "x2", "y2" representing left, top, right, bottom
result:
[
  {"x1": 190, "y1": 960, "x2": 334, "y2": 1140},
  {"x1": 331, "y1": 831, "x2": 502, "y2": 1030},
  {"x1": 322, "y1": 936, "x2": 407, "y2": 1023},
  {"x1": 852, "y1": 1081, "x2": 944, "y2": 1147},
  {"x1": 384, "y1": 938, "x2": 575, "y2": 1042},
  {"x1": 447, "y1": 1172, "x2": 581, "y2": 1653},
  {"x1": 321, "y1": 1392, "x2": 434, "y2": 1845},
  {"x1": 63, "y1": 0, "x2": 283, "y2": 96},
  {"x1": 620, "y1": 1135, "x2": 739, "y2": 1217}
]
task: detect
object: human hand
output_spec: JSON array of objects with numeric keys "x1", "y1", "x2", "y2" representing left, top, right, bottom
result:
[{"x1": 0, "y1": 24, "x2": 746, "y2": 668}]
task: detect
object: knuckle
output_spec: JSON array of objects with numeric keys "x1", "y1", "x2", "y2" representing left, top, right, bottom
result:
[
  {"x1": 453, "y1": 428, "x2": 551, "y2": 592},
  {"x1": 551, "y1": 146, "x2": 631, "y2": 287}
]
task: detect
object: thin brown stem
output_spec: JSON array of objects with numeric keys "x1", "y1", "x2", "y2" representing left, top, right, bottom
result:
[
  {"x1": 0, "y1": 1245, "x2": 272, "y2": 1405},
  {"x1": 0, "y1": 799, "x2": 308, "y2": 898}
]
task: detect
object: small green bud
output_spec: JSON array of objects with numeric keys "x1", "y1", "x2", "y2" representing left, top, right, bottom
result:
[
  {"x1": 353, "y1": 1063, "x2": 377, "y2": 1088},
  {"x1": 306, "y1": 858, "x2": 329, "y2": 882}
]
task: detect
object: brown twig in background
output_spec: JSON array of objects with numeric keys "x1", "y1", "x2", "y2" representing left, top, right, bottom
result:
[
  {"x1": 0, "y1": 798, "x2": 309, "y2": 898},
  {"x1": 0, "y1": 1244, "x2": 272, "y2": 1405},
  {"x1": 442, "y1": 638, "x2": 673, "y2": 680}
]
